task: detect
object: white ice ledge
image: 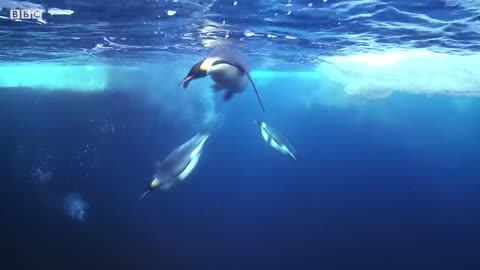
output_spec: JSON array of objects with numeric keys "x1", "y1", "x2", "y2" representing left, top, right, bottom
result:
[{"x1": 320, "y1": 50, "x2": 480, "y2": 99}]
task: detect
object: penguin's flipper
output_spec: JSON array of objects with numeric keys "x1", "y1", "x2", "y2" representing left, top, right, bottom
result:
[{"x1": 243, "y1": 71, "x2": 266, "y2": 112}]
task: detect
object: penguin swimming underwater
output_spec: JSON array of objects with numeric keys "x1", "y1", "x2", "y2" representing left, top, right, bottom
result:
[
  {"x1": 180, "y1": 44, "x2": 266, "y2": 112},
  {"x1": 140, "y1": 132, "x2": 210, "y2": 198},
  {"x1": 254, "y1": 121, "x2": 298, "y2": 160}
]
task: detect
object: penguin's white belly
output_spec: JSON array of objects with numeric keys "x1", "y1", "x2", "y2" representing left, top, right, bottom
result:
[
  {"x1": 261, "y1": 127, "x2": 269, "y2": 141},
  {"x1": 208, "y1": 64, "x2": 247, "y2": 92},
  {"x1": 178, "y1": 154, "x2": 200, "y2": 180},
  {"x1": 177, "y1": 135, "x2": 208, "y2": 180},
  {"x1": 261, "y1": 125, "x2": 291, "y2": 156},
  {"x1": 270, "y1": 138, "x2": 290, "y2": 155}
]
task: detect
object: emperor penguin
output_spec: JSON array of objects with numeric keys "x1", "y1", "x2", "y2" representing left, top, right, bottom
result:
[
  {"x1": 254, "y1": 121, "x2": 298, "y2": 160},
  {"x1": 140, "y1": 132, "x2": 210, "y2": 198},
  {"x1": 180, "y1": 44, "x2": 266, "y2": 112}
]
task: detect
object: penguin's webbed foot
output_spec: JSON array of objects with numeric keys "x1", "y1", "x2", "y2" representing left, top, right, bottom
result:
[
  {"x1": 223, "y1": 91, "x2": 234, "y2": 101},
  {"x1": 211, "y1": 84, "x2": 224, "y2": 92}
]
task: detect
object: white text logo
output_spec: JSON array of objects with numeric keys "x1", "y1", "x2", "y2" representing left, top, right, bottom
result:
[{"x1": 9, "y1": 9, "x2": 45, "y2": 20}]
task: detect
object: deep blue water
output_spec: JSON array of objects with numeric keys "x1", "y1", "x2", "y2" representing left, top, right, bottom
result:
[
  {"x1": 2, "y1": 0, "x2": 480, "y2": 269},
  {"x1": 2, "y1": 87, "x2": 480, "y2": 269}
]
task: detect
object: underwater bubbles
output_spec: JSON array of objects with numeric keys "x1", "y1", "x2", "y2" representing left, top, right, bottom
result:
[
  {"x1": 12, "y1": 145, "x2": 56, "y2": 185},
  {"x1": 63, "y1": 193, "x2": 89, "y2": 222}
]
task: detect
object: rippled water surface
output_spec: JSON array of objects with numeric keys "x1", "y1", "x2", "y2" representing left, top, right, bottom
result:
[{"x1": 1, "y1": 0, "x2": 479, "y2": 63}]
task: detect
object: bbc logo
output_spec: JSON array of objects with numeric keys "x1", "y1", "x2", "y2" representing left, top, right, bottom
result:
[{"x1": 10, "y1": 9, "x2": 45, "y2": 20}]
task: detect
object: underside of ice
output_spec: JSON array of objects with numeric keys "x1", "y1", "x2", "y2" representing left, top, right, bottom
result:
[
  {"x1": 320, "y1": 50, "x2": 480, "y2": 100},
  {"x1": 0, "y1": 50, "x2": 479, "y2": 123}
]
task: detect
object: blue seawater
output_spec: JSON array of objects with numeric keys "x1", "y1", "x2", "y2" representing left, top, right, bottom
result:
[{"x1": 1, "y1": 0, "x2": 480, "y2": 269}]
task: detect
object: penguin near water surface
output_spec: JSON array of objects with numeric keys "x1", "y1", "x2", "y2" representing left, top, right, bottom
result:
[{"x1": 180, "y1": 45, "x2": 266, "y2": 112}]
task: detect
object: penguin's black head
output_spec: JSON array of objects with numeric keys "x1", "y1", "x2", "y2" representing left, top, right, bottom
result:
[{"x1": 181, "y1": 60, "x2": 208, "y2": 88}]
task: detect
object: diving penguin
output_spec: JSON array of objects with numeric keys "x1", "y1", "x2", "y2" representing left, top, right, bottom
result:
[
  {"x1": 180, "y1": 44, "x2": 266, "y2": 112},
  {"x1": 140, "y1": 132, "x2": 210, "y2": 198},
  {"x1": 254, "y1": 121, "x2": 298, "y2": 160}
]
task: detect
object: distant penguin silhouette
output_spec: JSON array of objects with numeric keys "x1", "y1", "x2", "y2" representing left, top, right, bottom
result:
[
  {"x1": 140, "y1": 132, "x2": 210, "y2": 198},
  {"x1": 180, "y1": 44, "x2": 266, "y2": 112},
  {"x1": 254, "y1": 121, "x2": 298, "y2": 160}
]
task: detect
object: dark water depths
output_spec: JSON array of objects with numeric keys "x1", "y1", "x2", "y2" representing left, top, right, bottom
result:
[{"x1": 2, "y1": 88, "x2": 480, "y2": 269}]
